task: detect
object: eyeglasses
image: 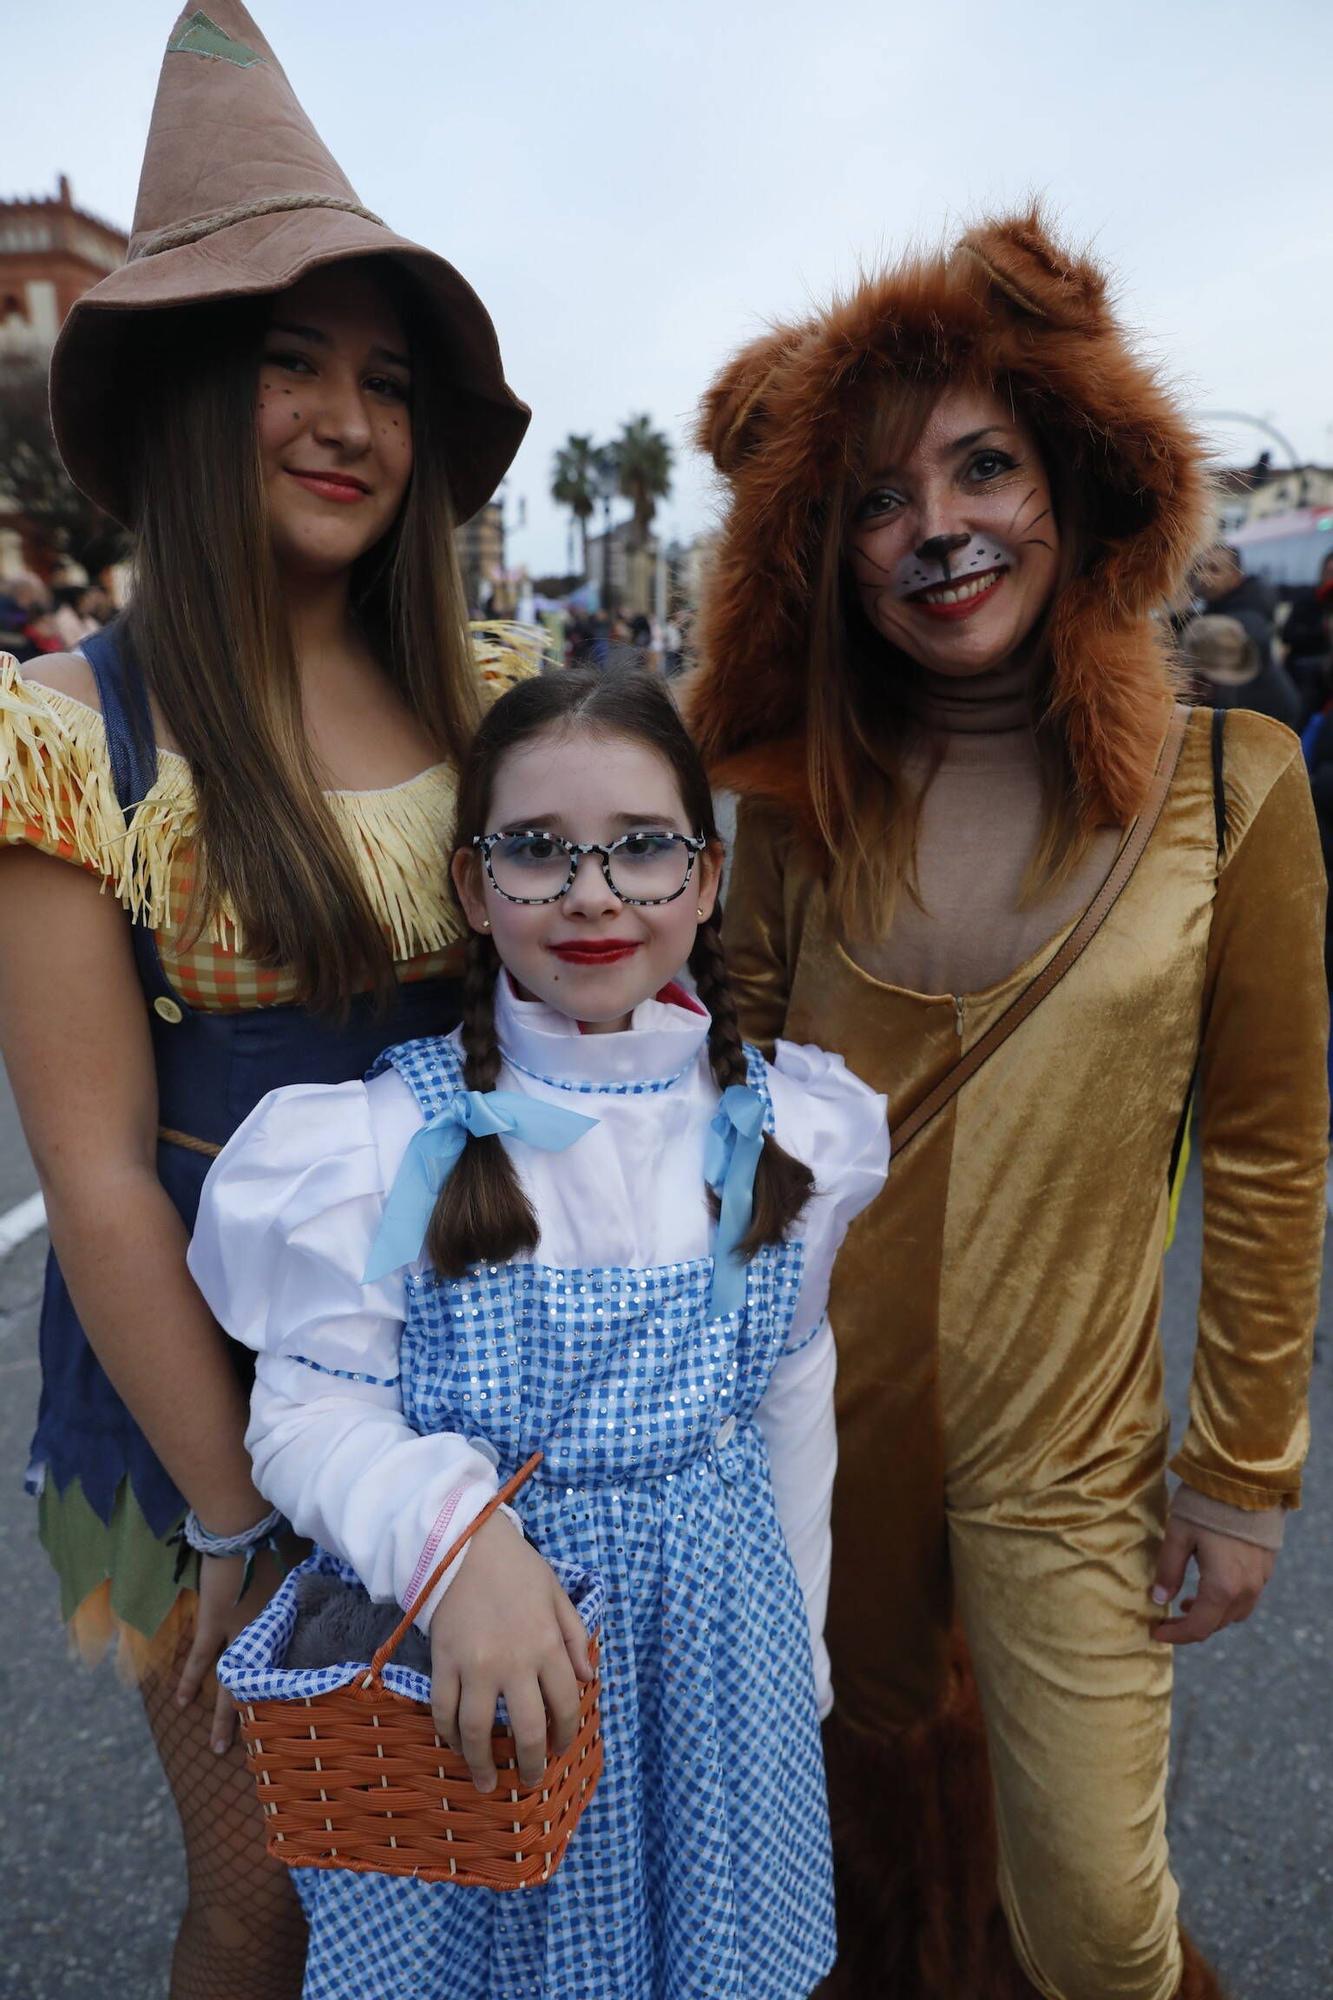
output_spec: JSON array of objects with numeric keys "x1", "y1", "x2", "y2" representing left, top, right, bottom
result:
[{"x1": 473, "y1": 829, "x2": 707, "y2": 905}]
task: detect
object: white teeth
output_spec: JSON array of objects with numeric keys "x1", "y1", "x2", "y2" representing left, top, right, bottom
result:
[{"x1": 920, "y1": 572, "x2": 1003, "y2": 605}]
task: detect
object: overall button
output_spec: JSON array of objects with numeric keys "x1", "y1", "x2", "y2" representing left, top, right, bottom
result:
[
  {"x1": 714, "y1": 1415, "x2": 737, "y2": 1449},
  {"x1": 153, "y1": 995, "x2": 184, "y2": 1025}
]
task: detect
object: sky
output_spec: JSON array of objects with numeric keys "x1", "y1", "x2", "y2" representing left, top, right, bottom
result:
[{"x1": 9, "y1": 0, "x2": 1333, "y2": 577}]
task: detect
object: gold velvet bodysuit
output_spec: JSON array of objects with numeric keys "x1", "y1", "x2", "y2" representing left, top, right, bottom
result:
[{"x1": 724, "y1": 705, "x2": 1327, "y2": 2000}]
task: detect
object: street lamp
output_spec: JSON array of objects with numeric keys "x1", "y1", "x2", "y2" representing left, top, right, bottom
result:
[{"x1": 595, "y1": 445, "x2": 619, "y2": 613}]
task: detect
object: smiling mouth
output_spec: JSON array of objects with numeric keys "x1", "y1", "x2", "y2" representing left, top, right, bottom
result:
[
  {"x1": 285, "y1": 469, "x2": 371, "y2": 501},
  {"x1": 908, "y1": 568, "x2": 1007, "y2": 618}
]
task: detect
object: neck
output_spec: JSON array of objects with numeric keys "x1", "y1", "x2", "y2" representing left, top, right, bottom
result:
[
  {"x1": 921, "y1": 652, "x2": 1035, "y2": 736},
  {"x1": 506, "y1": 974, "x2": 633, "y2": 1037},
  {"x1": 279, "y1": 563, "x2": 357, "y2": 674},
  {"x1": 579, "y1": 1013, "x2": 633, "y2": 1035}
]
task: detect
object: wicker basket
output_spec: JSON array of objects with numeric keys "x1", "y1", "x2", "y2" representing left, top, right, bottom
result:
[{"x1": 233, "y1": 1453, "x2": 604, "y2": 1888}]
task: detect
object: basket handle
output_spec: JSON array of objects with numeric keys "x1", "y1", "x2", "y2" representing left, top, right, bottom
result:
[{"x1": 367, "y1": 1451, "x2": 544, "y2": 1682}]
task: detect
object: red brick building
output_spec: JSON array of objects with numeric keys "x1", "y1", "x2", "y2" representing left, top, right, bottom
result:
[
  {"x1": 0, "y1": 175, "x2": 127, "y2": 361},
  {"x1": 0, "y1": 178, "x2": 128, "y2": 582}
]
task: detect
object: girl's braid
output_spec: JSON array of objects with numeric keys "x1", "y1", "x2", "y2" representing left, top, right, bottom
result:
[
  {"x1": 690, "y1": 908, "x2": 816, "y2": 1257},
  {"x1": 426, "y1": 927, "x2": 538, "y2": 1275},
  {"x1": 689, "y1": 913, "x2": 750, "y2": 1093},
  {"x1": 460, "y1": 930, "x2": 502, "y2": 1091}
]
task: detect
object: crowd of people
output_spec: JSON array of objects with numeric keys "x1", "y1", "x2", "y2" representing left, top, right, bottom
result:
[
  {"x1": 1177, "y1": 540, "x2": 1333, "y2": 1001},
  {"x1": 1178, "y1": 540, "x2": 1333, "y2": 730},
  {"x1": 561, "y1": 605, "x2": 691, "y2": 677},
  {"x1": 0, "y1": 560, "x2": 117, "y2": 662}
]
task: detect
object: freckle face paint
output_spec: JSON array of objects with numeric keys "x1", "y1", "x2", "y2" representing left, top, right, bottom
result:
[{"x1": 849, "y1": 531, "x2": 1021, "y2": 631}]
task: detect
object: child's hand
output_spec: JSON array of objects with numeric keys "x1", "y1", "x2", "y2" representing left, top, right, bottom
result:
[
  {"x1": 429, "y1": 1513, "x2": 592, "y2": 1793},
  {"x1": 1149, "y1": 1518, "x2": 1276, "y2": 1645}
]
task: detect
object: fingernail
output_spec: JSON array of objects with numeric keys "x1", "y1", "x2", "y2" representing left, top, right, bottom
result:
[
  {"x1": 1151, "y1": 1586, "x2": 1170, "y2": 1604},
  {"x1": 175, "y1": 1692, "x2": 189, "y2": 1708},
  {"x1": 211, "y1": 1739, "x2": 227, "y2": 1756},
  {"x1": 477, "y1": 1775, "x2": 495, "y2": 1794}
]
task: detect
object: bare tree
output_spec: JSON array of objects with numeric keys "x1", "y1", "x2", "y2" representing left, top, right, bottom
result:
[{"x1": 0, "y1": 357, "x2": 126, "y2": 571}]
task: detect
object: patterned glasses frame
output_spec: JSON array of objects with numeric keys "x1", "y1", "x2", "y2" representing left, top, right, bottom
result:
[{"x1": 472, "y1": 830, "x2": 709, "y2": 906}]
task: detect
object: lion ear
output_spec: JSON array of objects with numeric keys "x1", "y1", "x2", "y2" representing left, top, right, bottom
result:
[
  {"x1": 953, "y1": 206, "x2": 1110, "y2": 333},
  {"x1": 696, "y1": 324, "x2": 806, "y2": 476}
]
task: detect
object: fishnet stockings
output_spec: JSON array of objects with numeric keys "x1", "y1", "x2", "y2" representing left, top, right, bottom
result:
[{"x1": 141, "y1": 1623, "x2": 306, "y2": 1999}]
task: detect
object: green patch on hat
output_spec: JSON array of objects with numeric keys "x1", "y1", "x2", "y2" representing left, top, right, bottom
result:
[{"x1": 167, "y1": 11, "x2": 265, "y2": 67}]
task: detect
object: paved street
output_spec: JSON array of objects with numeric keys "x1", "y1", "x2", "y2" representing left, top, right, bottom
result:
[{"x1": 1, "y1": 1086, "x2": 1329, "y2": 1999}]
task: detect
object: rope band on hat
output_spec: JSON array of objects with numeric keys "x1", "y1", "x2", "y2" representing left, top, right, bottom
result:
[{"x1": 131, "y1": 192, "x2": 384, "y2": 261}]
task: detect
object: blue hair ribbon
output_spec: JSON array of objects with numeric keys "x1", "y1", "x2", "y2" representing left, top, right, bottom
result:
[
  {"x1": 364, "y1": 1090, "x2": 598, "y2": 1282},
  {"x1": 704, "y1": 1083, "x2": 767, "y2": 1316}
]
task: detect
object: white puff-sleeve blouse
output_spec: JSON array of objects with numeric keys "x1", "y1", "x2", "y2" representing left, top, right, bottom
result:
[{"x1": 188, "y1": 982, "x2": 889, "y2": 1696}]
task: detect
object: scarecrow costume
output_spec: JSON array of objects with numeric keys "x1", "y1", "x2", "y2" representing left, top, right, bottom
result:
[
  {"x1": 688, "y1": 213, "x2": 1327, "y2": 2000},
  {"x1": 3, "y1": 0, "x2": 537, "y2": 1672}
]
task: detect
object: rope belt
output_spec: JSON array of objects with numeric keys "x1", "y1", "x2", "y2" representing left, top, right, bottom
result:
[{"x1": 158, "y1": 1126, "x2": 222, "y2": 1159}]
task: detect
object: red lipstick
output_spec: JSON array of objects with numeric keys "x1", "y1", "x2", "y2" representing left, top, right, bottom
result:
[
  {"x1": 549, "y1": 941, "x2": 642, "y2": 966},
  {"x1": 286, "y1": 469, "x2": 370, "y2": 504},
  {"x1": 909, "y1": 569, "x2": 1006, "y2": 621}
]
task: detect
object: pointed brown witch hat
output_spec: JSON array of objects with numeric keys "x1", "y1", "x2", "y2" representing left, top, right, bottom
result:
[{"x1": 51, "y1": 2, "x2": 528, "y2": 526}]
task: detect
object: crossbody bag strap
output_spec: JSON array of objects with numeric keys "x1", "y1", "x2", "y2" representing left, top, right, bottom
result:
[
  {"x1": 891, "y1": 702, "x2": 1192, "y2": 1159},
  {"x1": 1165, "y1": 704, "x2": 1228, "y2": 1191}
]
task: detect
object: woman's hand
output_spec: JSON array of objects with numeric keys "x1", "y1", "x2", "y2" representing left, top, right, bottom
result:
[
  {"x1": 1150, "y1": 1519, "x2": 1276, "y2": 1645},
  {"x1": 429, "y1": 1514, "x2": 591, "y2": 1794},
  {"x1": 177, "y1": 1543, "x2": 292, "y2": 1752}
]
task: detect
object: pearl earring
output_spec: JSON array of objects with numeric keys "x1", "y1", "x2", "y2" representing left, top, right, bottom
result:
[{"x1": 697, "y1": 907, "x2": 706, "y2": 919}]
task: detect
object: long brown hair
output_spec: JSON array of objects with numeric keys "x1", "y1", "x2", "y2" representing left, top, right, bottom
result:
[
  {"x1": 806, "y1": 371, "x2": 1093, "y2": 940},
  {"x1": 426, "y1": 670, "x2": 815, "y2": 1278},
  {"x1": 122, "y1": 263, "x2": 478, "y2": 1015}
]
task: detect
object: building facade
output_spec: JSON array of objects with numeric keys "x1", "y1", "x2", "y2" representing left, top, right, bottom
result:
[
  {"x1": 583, "y1": 521, "x2": 669, "y2": 617},
  {"x1": 455, "y1": 497, "x2": 507, "y2": 614},
  {"x1": 1241, "y1": 465, "x2": 1333, "y2": 522},
  {"x1": 0, "y1": 176, "x2": 127, "y2": 363},
  {"x1": 1, "y1": 178, "x2": 128, "y2": 580}
]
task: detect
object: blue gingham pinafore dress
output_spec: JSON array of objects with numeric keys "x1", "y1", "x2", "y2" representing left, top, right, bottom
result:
[{"x1": 292, "y1": 1034, "x2": 837, "y2": 2000}]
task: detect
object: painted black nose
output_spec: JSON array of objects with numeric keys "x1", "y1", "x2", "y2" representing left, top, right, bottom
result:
[{"x1": 915, "y1": 533, "x2": 972, "y2": 568}]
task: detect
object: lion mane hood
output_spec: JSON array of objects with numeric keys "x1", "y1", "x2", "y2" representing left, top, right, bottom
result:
[{"x1": 686, "y1": 209, "x2": 1212, "y2": 830}]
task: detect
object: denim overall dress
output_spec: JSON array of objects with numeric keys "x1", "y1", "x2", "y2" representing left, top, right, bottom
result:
[
  {"x1": 288, "y1": 1033, "x2": 837, "y2": 2000},
  {"x1": 26, "y1": 623, "x2": 464, "y2": 1568}
]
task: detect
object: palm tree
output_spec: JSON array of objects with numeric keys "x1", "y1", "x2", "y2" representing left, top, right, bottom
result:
[
  {"x1": 614, "y1": 415, "x2": 673, "y2": 551},
  {"x1": 550, "y1": 434, "x2": 600, "y2": 578}
]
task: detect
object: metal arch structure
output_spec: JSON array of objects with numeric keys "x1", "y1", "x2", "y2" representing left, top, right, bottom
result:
[{"x1": 1196, "y1": 410, "x2": 1302, "y2": 470}]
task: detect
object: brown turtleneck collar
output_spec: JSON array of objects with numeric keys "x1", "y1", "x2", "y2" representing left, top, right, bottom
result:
[
  {"x1": 848, "y1": 660, "x2": 1119, "y2": 997},
  {"x1": 919, "y1": 655, "x2": 1034, "y2": 739}
]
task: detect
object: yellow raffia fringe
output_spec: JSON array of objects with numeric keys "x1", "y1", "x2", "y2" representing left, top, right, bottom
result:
[
  {"x1": 0, "y1": 625, "x2": 545, "y2": 960},
  {"x1": 0, "y1": 651, "x2": 129, "y2": 890},
  {"x1": 469, "y1": 618, "x2": 556, "y2": 689}
]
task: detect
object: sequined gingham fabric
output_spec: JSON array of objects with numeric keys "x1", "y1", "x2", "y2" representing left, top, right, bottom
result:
[{"x1": 287, "y1": 1034, "x2": 835, "y2": 2000}]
